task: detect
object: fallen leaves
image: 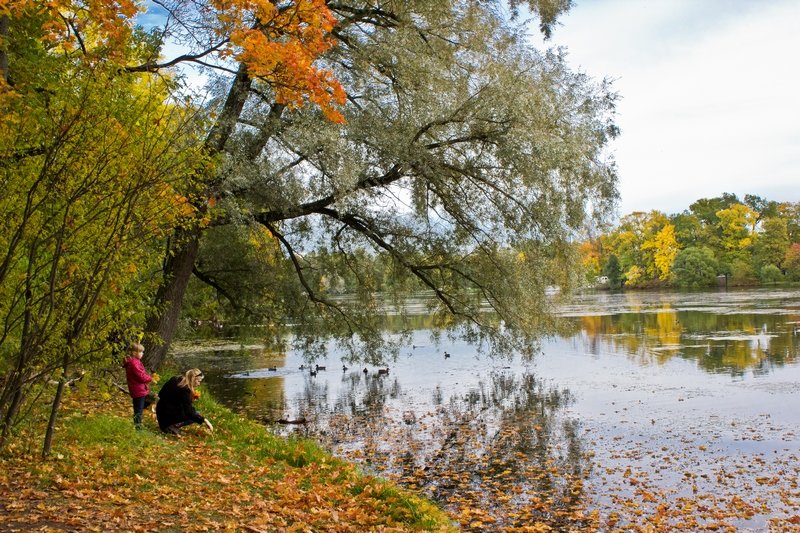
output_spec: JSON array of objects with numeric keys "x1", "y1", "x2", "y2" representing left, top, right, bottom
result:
[
  {"x1": 0, "y1": 386, "x2": 454, "y2": 532},
  {"x1": 280, "y1": 370, "x2": 800, "y2": 532}
]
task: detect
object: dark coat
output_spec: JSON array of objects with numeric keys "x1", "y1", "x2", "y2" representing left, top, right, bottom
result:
[{"x1": 155, "y1": 376, "x2": 204, "y2": 430}]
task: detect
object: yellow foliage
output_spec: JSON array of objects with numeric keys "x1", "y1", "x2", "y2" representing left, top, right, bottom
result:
[
  {"x1": 642, "y1": 223, "x2": 679, "y2": 280},
  {"x1": 624, "y1": 265, "x2": 643, "y2": 286},
  {"x1": 716, "y1": 203, "x2": 758, "y2": 251}
]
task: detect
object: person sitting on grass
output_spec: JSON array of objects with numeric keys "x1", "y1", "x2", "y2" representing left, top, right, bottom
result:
[
  {"x1": 155, "y1": 368, "x2": 213, "y2": 435},
  {"x1": 122, "y1": 342, "x2": 153, "y2": 430}
]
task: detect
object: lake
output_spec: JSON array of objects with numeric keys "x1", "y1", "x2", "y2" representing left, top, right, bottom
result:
[{"x1": 172, "y1": 288, "x2": 800, "y2": 531}]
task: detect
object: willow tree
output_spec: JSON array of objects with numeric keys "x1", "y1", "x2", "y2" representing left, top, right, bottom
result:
[{"x1": 141, "y1": 0, "x2": 619, "y2": 369}]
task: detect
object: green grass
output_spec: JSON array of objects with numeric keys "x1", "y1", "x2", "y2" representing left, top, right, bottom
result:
[{"x1": 18, "y1": 387, "x2": 458, "y2": 531}]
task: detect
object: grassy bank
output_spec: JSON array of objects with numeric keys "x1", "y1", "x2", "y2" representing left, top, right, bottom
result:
[{"x1": 0, "y1": 382, "x2": 455, "y2": 532}]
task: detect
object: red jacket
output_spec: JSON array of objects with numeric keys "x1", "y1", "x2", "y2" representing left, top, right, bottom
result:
[{"x1": 123, "y1": 357, "x2": 152, "y2": 398}]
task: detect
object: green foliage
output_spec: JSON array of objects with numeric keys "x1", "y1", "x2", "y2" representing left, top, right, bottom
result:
[
  {"x1": 184, "y1": 224, "x2": 292, "y2": 330},
  {"x1": 779, "y1": 203, "x2": 800, "y2": 243},
  {"x1": 671, "y1": 212, "x2": 703, "y2": 249},
  {"x1": 582, "y1": 194, "x2": 800, "y2": 289},
  {"x1": 171, "y1": 0, "x2": 619, "y2": 365},
  {"x1": 689, "y1": 193, "x2": 739, "y2": 226},
  {"x1": 759, "y1": 264, "x2": 783, "y2": 284},
  {"x1": 603, "y1": 211, "x2": 669, "y2": 282},
  {"x1": 754, "y1": 217, "x2": 790, "y2": 269},
  {"x1": 0, "y1": 12, "x2": 204, "y2": 449},
  {"x1": 602, "y1": 254, "x2": 622, "y2": 289},
  {"x1": 729, "y1": 258, "x2": 758, "y2": 286},
  {"x1": 672, "y1": 247, "x2": 718, "y2": 288},
  {"x1": 744, "y1": 194, "x2": 780, "y2": 220}
]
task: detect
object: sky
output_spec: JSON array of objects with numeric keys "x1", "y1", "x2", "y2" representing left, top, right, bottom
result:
[{"x1": 529, "y1": 0, "x2": 800, "y2": 217}]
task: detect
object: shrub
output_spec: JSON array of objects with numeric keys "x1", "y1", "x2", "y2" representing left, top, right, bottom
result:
[
  {"x1": 759, "y1": 264, "x2": 784, "y2": 284},
  {"x1": 672, "y1": 247, "x2": 718, "y2": 288}
]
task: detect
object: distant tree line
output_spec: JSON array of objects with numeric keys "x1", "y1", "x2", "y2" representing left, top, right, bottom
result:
[{"x1": 580, "y1": 193, "x2": 800, "y2": 289}]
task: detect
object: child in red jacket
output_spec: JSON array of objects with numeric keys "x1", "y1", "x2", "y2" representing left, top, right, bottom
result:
[{"x1": 123, "y1": 343, "x2": 152, "y2": 429}]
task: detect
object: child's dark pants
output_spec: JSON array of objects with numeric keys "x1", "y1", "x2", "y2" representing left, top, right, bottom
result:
[{"x1": 132, "y1": 396, "x2": 146, "y2": 428}]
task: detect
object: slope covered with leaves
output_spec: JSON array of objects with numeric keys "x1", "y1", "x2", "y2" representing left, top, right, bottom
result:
[{"x1": 0, "y1": 382, "x2": 454, "y2": 531}]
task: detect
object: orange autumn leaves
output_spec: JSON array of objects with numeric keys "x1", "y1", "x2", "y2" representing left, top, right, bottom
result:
[
  {"x1": 1, "y1": 0, "x2": 346, "y2": 121},
  {"x1": 214, "y1": 0, "x2": 346, "y2": 122},
  {"x1": 0, "y1": 0, "x2": 138, "y2": 61}
]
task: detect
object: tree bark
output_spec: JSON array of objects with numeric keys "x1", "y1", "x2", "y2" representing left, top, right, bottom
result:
[
  {"x1": 142, "y1": 64, "x2": 252, "y2": 370},
  {"x1": 42, "y1": 372, "x2": 66, "y2": 458},
  {"x1": 42, "y1": 340, "x2": 73, "y2": 458},
  {"x1": 0, "y1": 286, "x2": 35, "y2": 446},
  {"x1": 142, "y1": 225, "x2": 201, "y2": 370}
]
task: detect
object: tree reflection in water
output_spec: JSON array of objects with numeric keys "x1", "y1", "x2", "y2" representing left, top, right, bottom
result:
[
  {"x1": 575, "y1": 307, "x2": 800, "y2": 376},
  {"x1": 284, "y1": 370, "x2": 594, "y2": 531}
]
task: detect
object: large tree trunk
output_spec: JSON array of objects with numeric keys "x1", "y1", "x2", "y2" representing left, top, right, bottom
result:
[
  {"x1": 142, "y1": 65, "x2": 252, "y2": 371},
  {"x1": 142, "y1": 225, "x2": 201, "y2": 370}
]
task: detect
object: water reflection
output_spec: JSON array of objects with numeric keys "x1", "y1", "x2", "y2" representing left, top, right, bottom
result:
[
  {"x1": 316, "y1": 371, "x2": 590, "y2": 530},
  {"x1": 573, "y1": 300, "x2": 800, "y2": 376}
]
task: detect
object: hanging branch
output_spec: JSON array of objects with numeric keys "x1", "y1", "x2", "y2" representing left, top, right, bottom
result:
[
  {"x1": 191, "y1": 266, "x2": 259, "y2": 316},
  {"x1": 261, "y1": 221, "x2": 357, "y2": 336}
]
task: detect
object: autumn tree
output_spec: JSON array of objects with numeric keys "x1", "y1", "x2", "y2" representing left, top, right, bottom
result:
[
  {"x1": 689, "y1": 193, "x2": 740, "y2": 227},
  {"x1": 137, "y1": 0, "x2": 619, "y2": 368},
  {"x1": 0, "y1": 3, "x2": 203, "y2": 451},
  {"x1": 578, "y1": 240, "x2": 602, "y2": 284},
  {"x1": 753, "y1": 217, "x2": 790, "y2": 271},
  {"x1": 642, "y1": 222, "x2": 679, "y2": 281},
  {"x1": 716, "y1": 203, "x2": 758, "y2": 252},
  {"x1": 778, "y1": 202, "x2": 800, "y2": 243},
  {"x1": 600, "y1": 211, "x2": 670, "y2": 286},
  {"x1": 583, "y1": 193, "x2": 796, "y2": 289},
  {"x1": 784, "y1": 244, "x2": 800, "y2": 282},
  {"x1": 714, "y1": 203, "x2": 757, "y2": 281},
  {"x1": 687, "y1": 193, "x2": 739, "y2": 252},
  {"x1": 603, "y1": 212, "x2": 648, "y2": 278}
]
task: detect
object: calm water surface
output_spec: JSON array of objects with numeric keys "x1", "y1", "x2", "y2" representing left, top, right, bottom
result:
[{"x1": 173, "y1": 288, "x2": 800, "y2": 530}]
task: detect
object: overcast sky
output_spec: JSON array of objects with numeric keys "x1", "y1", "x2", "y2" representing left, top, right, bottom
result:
[{"x1": 529, "y1": 0, "x2": 800, "y2": 217}]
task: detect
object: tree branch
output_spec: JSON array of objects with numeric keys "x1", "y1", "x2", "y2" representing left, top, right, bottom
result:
[
  {"x1": 328, "y1": 4, "x2": 400, "y2": 30},
  {"x1": 316, "y1": 208, "x2": 484, "y2": 325},
  {"x1": 59, "y1": 13, "x2": 87, "y2": 56},
  {"x1": 124, "y1": 40, "x2": 229, "y2": 73},
  {"x1": 0, "y1": 145, "x2": 47, "y2": 165},
  {"x1": 245, "y1": 103, "x2": 286, "y2": 160},
  {"x1": 261, "y1": 221, "x2": 356, "y2": 334},
  {"x1": 191, "y1": 266, "x2": 248, "y2": 313},
  {"x1": 255, "y1": 163, "x2": 406, "y2": 223}
]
